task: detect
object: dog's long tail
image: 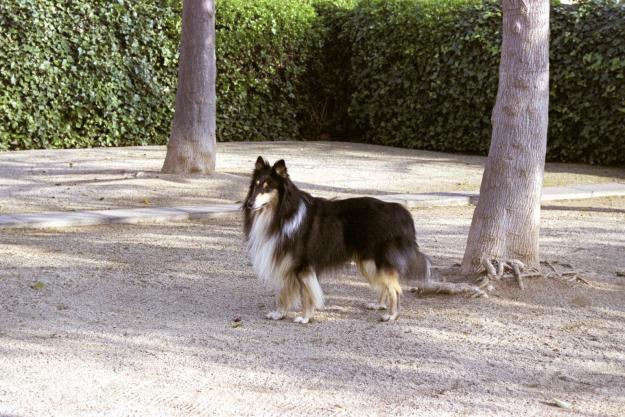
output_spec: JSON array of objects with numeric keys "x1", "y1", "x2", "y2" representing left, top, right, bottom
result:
[{"x1": 412, "y1": 249, "x2": 432, "y2": 283}]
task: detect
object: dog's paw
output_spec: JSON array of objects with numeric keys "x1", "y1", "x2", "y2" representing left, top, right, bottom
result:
[
  {"x1": 265, "y1": 311, "x2": 285, "y2": 320},
  {"x1": 380, "y1": 313, "x2": 398, "y2": 322},
  {"x1": 293, "y1": 316, "x2": 310, "y2": 324},
  {"x1": 366, "y1": 302, "x2": 387, "y2": 310}
]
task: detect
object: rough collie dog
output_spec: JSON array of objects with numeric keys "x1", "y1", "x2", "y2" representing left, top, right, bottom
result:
[{"x1": 243, "y1": 156, "x2": 431, "y2": 323}]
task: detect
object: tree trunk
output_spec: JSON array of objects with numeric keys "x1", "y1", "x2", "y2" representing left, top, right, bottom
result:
[
  {"x1": 461, "y1": 0, "x2": 549, "y2": 273},
  {"x1": 162, "y1": 0, "x2": 216, "y2": 174}
]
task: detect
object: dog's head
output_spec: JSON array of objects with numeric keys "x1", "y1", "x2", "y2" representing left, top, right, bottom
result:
[{"x1": 243, "y1": 156, "x2": 289, "y2": 212}]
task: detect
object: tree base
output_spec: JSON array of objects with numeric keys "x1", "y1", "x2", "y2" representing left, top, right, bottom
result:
[{"x1": 161, "y1": 141, "x2": 216, "y2": 174}]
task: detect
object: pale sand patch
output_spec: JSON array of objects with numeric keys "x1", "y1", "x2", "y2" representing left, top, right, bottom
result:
[
  {"x1": 1, "y1": 141, "x2": 623, "y2": 214},
  {"x1": 1, "y1": 199, "x2": 624, "y2": 417}
]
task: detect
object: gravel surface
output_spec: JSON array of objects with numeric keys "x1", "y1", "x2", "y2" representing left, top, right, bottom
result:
[
  {"x1": 1, "y1": 142, "x2": 624, "y2": 416},
  {"x1": 1, "y1": 198, "x2": 625, "y2": 417}
]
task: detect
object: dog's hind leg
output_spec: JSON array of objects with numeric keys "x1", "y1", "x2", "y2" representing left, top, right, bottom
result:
[
  {"x1": 358, "y1": 260, "x2": 402, "y2": 321},
  {"x1": 378, "y1": 269, "x2": 402, "y2": 321},
  {"x1": 357, "y1": 260, "x2": 386, "y2": 310},
  {"x1": 294, "y1": 268, "x2": 324, "y2": 324}
]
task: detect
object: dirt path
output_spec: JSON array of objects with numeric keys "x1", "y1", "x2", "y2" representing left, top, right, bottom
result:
[
  {"x1": 1, "y1": 198, "x2": 624, "y2": 417},
  {"x1": 2, "y1": 142, "x2": 624, "y2": 215}
]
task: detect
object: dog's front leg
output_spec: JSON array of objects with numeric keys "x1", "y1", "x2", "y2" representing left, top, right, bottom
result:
[
  {"x1": 265, "y1": 293, "x2": 288, "y2": 321},
  {"x1": 265, "y1": 310, "x2": 286, "y2": 320},
  {"x1": 294, "y1": 269, "x2": 324, "y2": 324},
  {"x1": 265, "y1": 280, "x2": 294, "y2": 320}
]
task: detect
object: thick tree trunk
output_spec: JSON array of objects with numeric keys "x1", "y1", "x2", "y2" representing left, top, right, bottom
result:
[
  {"x1": 162, "y1": 0, "x2": 216, "y2": 174},
  {"x1": 462, "y1": 0, "x2": 549, "y2": 273}
]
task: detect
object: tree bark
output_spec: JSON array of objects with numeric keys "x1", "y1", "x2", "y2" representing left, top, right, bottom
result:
[
  {"x1": 462, "y1": 0, "x2": 549, "y2": 273},
  {"x1": 162, "y1": 0, "x2": 216, "y2": 174}
]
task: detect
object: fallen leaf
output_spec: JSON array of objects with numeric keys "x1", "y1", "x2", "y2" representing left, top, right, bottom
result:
[
  {"x1": 230, "y1": 321, "x2": 242, "y2": 328},
  {"x1": 551, "y1": 398, "x2": 573, "y2": 409},
  {"x1": 143, "y1": 199, "x2": 150, "y2": 205},
  {"x1": 30, "y1": 281, "x2": 45, "y2": 290}
]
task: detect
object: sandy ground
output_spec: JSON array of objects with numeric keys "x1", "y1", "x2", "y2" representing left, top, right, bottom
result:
[
  {"x1": 1, "y1": 142, "x2": 624, "y2": 214},
  {"x1": 1, "y1": 142, "x2": 624, "y2": 416},
  {"x1": 1, "y1": 198, "x2": 625, "y2": 417}
]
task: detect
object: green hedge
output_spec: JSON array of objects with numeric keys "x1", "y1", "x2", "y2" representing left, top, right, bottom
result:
[
  {"x1": 1, "y1": 0, "x2": 624, "y2": 164},
  {"x1": 300, "y1": 0, "x2": 358, "y2": 137},
  {"x1": 550, "y1": 0, "x2": 625, "y2": 164},
  {"x1": 215, "y1": 0, "x2": 318, "y2": 141},
  {"x1": 336, "y1": 0, "x2": 499, "y2": 151},
  {"x1": 333, "y1": 0, "x2": 625, "y2": 164},
  {"x1": 0, "y1": 0, "x2": 319, "y2": 149},
  {"x1": 0, "y1": 0, "x2": 181, "y2": 150}
]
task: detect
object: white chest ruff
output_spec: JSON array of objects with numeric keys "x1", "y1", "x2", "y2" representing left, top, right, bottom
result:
[{"x1": 247, "y1": 208, "x2": 293, "y2": 289}]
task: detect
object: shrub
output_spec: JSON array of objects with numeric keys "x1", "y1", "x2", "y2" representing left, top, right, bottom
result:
[
  {"x1": 549, "y1": 0, "x2": 625, "y2": 164},
  {"x1": 1, "y1": 0, "x2": 623, "y2": 164},
  {"x1": 0, "y1": 0, "x2": 181, "y2": 150},
  {"x1": 336, "y1": 0, "x2": 498, "y2": 153},
  {"x1": 215, "y1": 0, "x2": 318, "y2": 141},
  {"x1": 334, "y1": 0, "x2": 625, "y2": 164},
  {"x1": 301, "y1": 0, "x2": 359, "y2": 138},
  {"x1": 0, "y1": 0, "x2": 319, "y2": 149}
]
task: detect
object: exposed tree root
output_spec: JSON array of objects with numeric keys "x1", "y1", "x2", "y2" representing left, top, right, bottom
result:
[
  {"x1": 474, "y1": 258, "x2": 591, "y2": 291},
  {"x1": 410, "y1": 258, "x2": 589, "y2": 299},
  {"x1": 410, "y1": 282, "x2": 488, "y2": 298}
]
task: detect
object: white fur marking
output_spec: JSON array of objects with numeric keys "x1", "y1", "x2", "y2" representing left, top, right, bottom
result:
[
  {"x1": 266, "y1": 311, "x2": 285, "y2": 320},
  {"x1": 381, "y1": 313, "x2": 398, "y2": 322},
  {"x1": 283, "y1": 202, "x2": 306, "y2": 238},
  {"x1": 247, "y1": 207, "x2": 293, "y2": 290},
  {"x1": 252, "y1": 191, "x2": 275, "y2": 210}
]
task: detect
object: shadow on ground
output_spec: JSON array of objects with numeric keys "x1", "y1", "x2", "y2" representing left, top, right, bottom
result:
[{"x1": 1, "y1": 202, "x2": 624, "y2": 416}]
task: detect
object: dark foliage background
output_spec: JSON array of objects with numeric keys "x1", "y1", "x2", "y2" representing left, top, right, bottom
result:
[{"x1": 1, "y1": 0, "x2": 623, "y2": 164}]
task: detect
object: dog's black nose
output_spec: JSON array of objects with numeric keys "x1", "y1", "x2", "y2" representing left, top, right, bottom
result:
[{"x1": 245, "y1": 200, "x2": 254, "y2": 209}]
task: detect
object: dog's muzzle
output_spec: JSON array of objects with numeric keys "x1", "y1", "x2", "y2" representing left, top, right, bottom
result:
[{"x1": 246, "y1": 200, "x2": 269, "y2": 211}]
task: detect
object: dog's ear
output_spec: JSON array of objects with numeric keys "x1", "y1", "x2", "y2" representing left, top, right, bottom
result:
[
  {"x1": 255, "y1": 156, "x2": 266, "y2": 171},
  {"x1": 272, "y1": 159, "x2": 288, "y2": 178}
]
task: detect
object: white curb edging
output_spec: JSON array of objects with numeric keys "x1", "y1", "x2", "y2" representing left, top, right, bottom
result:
[{"x1": 0, "y1": 182, "x2": 623, "y2": 229}]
